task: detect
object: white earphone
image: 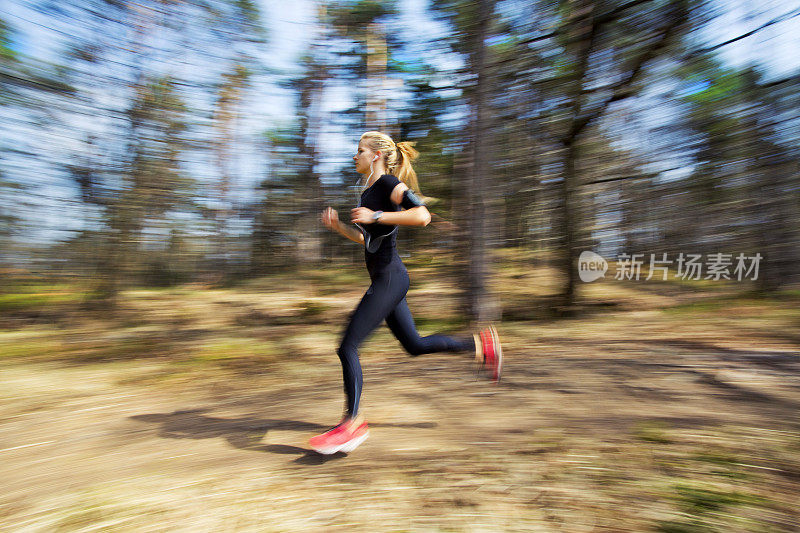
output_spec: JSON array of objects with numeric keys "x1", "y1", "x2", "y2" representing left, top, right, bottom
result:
[{"x1": 358, "y1": 154, "x2": 380, "y2": 194}]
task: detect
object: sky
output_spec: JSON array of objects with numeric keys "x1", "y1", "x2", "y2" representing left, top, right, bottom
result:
[{"x1": 703, "y1": 0, "x2": 800, "y2": 80}]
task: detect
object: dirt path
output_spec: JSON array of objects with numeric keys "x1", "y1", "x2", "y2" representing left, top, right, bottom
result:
[{"x1": 2, "y1": 316, "x2": 800, "y2": 532}]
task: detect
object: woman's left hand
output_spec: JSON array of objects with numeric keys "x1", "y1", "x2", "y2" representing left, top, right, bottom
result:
[{"x1": 351, "y1": 207, "x2": 375, "y2": 225}]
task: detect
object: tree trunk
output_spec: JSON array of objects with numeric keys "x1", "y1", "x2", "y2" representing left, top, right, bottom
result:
[
  {"x1": 559, "y1": 139, "x2": 580, "y2": 307},
  {"x1": 465, "y1": 0, "x2": 498, "y2": 324}
]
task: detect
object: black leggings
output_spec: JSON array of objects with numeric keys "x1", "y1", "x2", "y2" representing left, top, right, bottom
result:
[{"x1": 337, "y1": 257, "x2": 474, "y2": 417}]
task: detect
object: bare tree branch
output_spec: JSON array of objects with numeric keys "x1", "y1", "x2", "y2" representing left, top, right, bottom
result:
[
  {"x1": 685, "y1": 6, "x2": 800, "y2": 59},
  {"x1": 563, "y1": 2, "x2": 687, "y2": 143}
]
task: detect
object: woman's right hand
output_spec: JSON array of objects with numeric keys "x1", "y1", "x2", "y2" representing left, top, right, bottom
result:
[{"x1": 321, "y1": 207, "x2": 340, "y2": 231}]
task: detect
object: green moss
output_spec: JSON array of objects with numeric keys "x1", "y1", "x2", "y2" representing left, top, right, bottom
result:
[
  {"x1": 691, "y1": 451, "x2": 740, "y2": 467},
  {"x1": 671, "y1": 483, "x2": 763, "y2": 513},
  {"x1": 0, "y1": 289, "x2": 83, "y2": 311},
  {"x1": 411, "y1": 315, "x2": 466, "y2": 333},
  {"x1": 634, "y1": 420, "x2": 673, "y2": 444},
  {"x1": 656, "y1": 519, "x2": 717, "y2": 533},
  {"x1": 186, "y1": 338, "x2": 277, "y2": 368},
  {"x1": 299, "y1": 300, "x2": 329, "y2": 319},
  {"x1": 0, "y1": 338, "x2": 62, "y2": 359}
]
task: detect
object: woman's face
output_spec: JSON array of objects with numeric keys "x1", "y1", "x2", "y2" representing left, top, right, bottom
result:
[{"x1": 353, "y1": 140, "x2": 378, "y2": 175}]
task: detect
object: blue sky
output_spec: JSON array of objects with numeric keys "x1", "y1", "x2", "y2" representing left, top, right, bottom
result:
[{"x1": 703, "y1": 0, "x2": 800, "y2": 79}]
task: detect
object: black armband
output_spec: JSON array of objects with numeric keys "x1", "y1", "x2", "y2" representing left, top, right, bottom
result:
[{"x1": 400, "y1": 189, "x2": 425, "y2": 209}]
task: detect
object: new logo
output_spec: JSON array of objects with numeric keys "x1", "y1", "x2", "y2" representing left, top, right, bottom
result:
[{"x1": 578, "y1": 251, "x2": 608, "y2": 282}]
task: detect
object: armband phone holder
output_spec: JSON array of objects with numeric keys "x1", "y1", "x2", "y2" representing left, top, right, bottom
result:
[{"x1": 400, "y1": 189, "x2": 425, "y2": 210}]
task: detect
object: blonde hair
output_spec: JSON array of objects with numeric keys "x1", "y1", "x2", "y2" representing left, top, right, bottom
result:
[{"x1": 360, "y1": 131, "x2": 423, "y2": 196}]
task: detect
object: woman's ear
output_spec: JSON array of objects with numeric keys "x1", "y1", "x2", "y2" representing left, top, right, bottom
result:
[{"x1": 372, "y1": 151, "x2": 381, "y2": 161}]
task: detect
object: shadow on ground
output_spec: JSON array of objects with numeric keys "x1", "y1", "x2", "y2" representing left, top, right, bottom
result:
[{"x1": 130, "y1": 409, "x2": 438, "y2": 463}]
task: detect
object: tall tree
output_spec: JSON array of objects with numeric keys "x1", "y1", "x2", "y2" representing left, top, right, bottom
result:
[
  {"x1": 465, "y1": 0, "x2": 498, "y2": 323},
  {"x1": 431, "y1": 0, "x2": 500, "y2": 323},
  {"x1": 327, "y1": 0, "x2": 397, "y2": 131},
  {"x1": 212, "y1": 62, "x2": 251, "y2": 276},
  {"x1": 548, "y1": 0, "x2": 691, "y2": 306}
]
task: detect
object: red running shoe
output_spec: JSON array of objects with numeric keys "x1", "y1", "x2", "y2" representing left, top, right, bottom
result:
[
  {"x1": 309, "y1": 418, "x2": 369, "y2": 455},
  {"x1": 477, "y1": 325, "x2": 503, "y2": 382}
]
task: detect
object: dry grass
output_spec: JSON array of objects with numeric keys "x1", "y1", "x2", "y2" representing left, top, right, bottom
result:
[{"x1": 1, "y1": 254, "x2": 799, "y2": 531}]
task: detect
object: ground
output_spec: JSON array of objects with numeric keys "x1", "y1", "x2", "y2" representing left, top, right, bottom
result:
[{"x1": 1, "y1": 255, "x2": 799, "y2": 531}]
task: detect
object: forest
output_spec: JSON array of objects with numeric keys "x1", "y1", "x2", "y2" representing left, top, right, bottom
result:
[{"x1": 1, "y1": 0, "x2": 799, "y2": 531}]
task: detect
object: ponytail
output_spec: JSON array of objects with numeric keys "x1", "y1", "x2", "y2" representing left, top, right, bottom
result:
[
  {"x1": 360, "y1": 131, "x2": 430, "y2": 202},
  {"x1": 394, "y1": 141, "x2": 420, "y2": 193}
]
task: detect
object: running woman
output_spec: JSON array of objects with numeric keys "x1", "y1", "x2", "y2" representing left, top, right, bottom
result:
[{"x1": 310, "y1": 131, "x2": 502, "y2": 455}]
